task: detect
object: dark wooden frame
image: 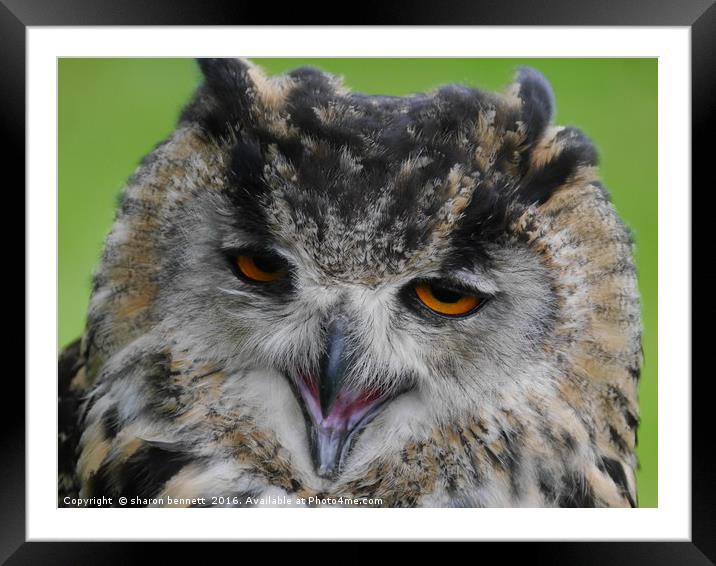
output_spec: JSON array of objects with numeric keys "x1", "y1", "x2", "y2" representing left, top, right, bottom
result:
[{"x1": 4, "y1": 0, "x2": 710, "y2": 562}]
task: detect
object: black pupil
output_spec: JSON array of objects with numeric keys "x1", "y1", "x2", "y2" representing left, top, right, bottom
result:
[
  {"x1": 252, "y1": 255, "x2": 284, "y2": 273},
  {"x1": 430, "y1": 285, "x2": 464, "y2": 303}
]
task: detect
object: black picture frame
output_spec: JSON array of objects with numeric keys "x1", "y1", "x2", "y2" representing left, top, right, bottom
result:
[{"x1": 5, "y1": 0, "x2": 709, "y2": 562}]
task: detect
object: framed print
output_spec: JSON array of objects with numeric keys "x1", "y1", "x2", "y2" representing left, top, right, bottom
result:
[{"x1": 5, "y1": 0, "x2": 709, "y2": 562}]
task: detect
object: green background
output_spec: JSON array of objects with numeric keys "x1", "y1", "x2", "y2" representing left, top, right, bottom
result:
[{"x1": 58, "y1": 58, "x2": 657, "y2": 507}]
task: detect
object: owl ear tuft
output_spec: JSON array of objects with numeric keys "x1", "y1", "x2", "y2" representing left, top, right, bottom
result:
[
  {"x1": 198, "y1": 58, "x2": 254, "y2": 94},
  {"x1": 187, "y1": 58, "x2": 259, "y2": 136},
  {"x1": 511, "y1": 67, "x2": 555, "y2": 144}
]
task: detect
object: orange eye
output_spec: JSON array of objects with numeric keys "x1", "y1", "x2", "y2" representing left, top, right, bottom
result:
[
  {"x1": 236, "y1": 254, "x2": 287, "y2": 283},
  {"x1": 414, "y1": 282, "x2": 482, "y2": 317}
]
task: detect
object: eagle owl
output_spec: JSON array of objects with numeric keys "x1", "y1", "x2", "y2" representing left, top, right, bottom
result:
[{"x1": 58, "y1": 59, "x2": 642, "y2": 508}]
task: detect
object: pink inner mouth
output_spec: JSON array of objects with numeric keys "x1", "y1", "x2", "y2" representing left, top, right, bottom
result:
[{"x1": 295, "y1": 374, "x2": 386, "y2": 478}]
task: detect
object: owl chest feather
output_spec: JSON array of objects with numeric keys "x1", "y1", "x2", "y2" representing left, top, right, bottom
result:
[{"x1": 67, "y1": 349, "x2": 633, "y2": 508}]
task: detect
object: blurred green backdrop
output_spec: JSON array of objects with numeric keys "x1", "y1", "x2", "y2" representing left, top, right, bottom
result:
[{"x1": 58, "y1": 58, "x2": 657, "y2": 507}]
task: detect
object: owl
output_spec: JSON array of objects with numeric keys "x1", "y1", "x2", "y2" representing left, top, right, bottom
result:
[{"x1": 58, "y1": 59, "x2": 642, "y2": 508}]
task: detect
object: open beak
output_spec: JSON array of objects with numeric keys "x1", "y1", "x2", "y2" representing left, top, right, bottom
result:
[{"x1": 294, "y1": 318, "x2": 387, "y2": 479}]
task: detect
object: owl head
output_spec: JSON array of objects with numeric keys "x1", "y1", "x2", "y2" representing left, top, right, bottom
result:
[{"x1": 82, "y1": 59, "x2": 640, "y2": 500}]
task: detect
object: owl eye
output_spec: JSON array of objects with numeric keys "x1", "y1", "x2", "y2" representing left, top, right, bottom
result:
[
  {"x1": 235, "y1": 253, "x2": 288, "y2": 283},
  {"x1": 413, "y1": 281, "x2": 484, "y2": 317}
]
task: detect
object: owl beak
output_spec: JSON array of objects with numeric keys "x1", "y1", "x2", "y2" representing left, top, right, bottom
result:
[
  {"x1": 293, "y1": 317, "x2": 387, "y2": 479},
  {"x1": 318, "y1": 317, "x2": 350, "y2": 417}
]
